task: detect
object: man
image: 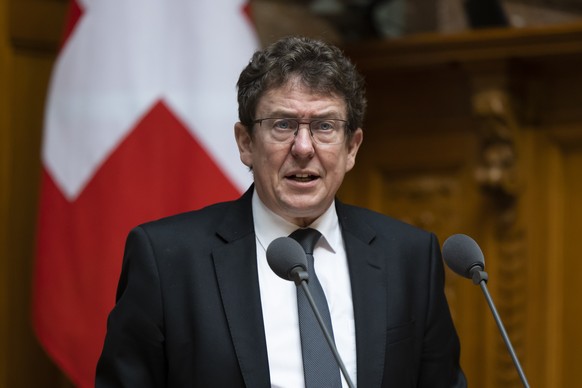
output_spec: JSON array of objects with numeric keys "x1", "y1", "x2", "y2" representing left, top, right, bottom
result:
[{"x1": 96, "y1": 36, "x2": 466, "y2": 387}]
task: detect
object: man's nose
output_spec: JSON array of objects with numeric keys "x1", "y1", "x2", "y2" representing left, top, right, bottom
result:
[{"x1": 291, "y1": 125, "x2": 315, "y2": 154}]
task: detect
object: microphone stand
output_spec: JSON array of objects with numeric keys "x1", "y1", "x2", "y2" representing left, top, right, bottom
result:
[
  {"x1": 291, "y1": 269, "x2": 356, "y2": 388},
  {"x1": 471, "y1": 269, "x2": 530, "y2": 388}
]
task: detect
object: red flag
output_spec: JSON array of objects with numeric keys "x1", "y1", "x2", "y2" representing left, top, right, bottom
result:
[{"x1": 33, "y1": 1, "x2": 258, "y2": 386}]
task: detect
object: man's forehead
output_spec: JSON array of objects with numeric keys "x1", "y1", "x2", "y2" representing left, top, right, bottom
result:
[
  {"x1": 269, "y1": 77, "x2": 339, "y2": 96},
  {"x1": 257, "y1": 82, "x2": 346, "y2": 114}
]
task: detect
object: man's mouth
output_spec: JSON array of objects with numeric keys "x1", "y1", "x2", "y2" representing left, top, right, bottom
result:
[{"x1": 287, "y1": 173, "x2": 318, "y2": 182}]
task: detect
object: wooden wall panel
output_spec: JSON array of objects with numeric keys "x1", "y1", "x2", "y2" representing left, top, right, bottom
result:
[
  {"x1": 341, "y1": 24, "x2": 582, "y2": 388},
  {"x1": 561, "y1": 146, "x2": 582, "y2": 384},
  {"x1": 1, "y1": 0, "x2": 69, "y2": 387},
  {"x1": 6, "y1": 50, "x2": 63, "y2": 388},
  {"x1": 544, "y1": 126, "x2": 582, "y2": 387},
  {"x1": 1, "y1": 0, "x2": 11, "y2": 384}
]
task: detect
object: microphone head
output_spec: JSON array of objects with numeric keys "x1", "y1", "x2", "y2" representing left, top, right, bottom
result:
[
  {"x1": 266, "y1": 237, "x2": 308, "y2": 281},
  {"x1": 442, "y1": 234, "x2": 485, "y2": 279}
]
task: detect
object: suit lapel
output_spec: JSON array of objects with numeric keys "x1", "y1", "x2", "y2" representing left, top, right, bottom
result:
[
  {"x1": 212, "y1": 187, "x2": 271, "y2": 388},
  {"x1": 337, "y1": 202, "x2": 387, "y2": 388}
]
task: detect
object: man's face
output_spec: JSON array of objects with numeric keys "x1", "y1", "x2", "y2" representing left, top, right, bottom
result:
[{"x1": 235, "y1": 79, "x2": 363, "y2": 226}]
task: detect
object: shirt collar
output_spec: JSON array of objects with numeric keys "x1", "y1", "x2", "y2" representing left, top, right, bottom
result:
[{"x1": 252, "y1": 189, "x2": 341, "y2": 254}]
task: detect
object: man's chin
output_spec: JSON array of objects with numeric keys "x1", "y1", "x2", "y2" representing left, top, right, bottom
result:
[{"x1": 280, "y1": 199, "x2": 330, "y2": 220}]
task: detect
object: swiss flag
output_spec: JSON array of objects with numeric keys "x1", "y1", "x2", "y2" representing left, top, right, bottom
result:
[{"x1": 33, "y1": 1, "x2": 258, "y2": 386}]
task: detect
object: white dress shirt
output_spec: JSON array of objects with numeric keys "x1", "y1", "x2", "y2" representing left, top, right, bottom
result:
[{"x1": 252, "y1": 191, "x2": 357, "y2": 388}]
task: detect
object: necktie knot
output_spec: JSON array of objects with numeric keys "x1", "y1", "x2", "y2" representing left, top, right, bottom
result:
[{"x1": 289, "y1": 228, "x2": 322, "y2": 255}]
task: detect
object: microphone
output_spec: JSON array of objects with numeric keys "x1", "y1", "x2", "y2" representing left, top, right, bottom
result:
[
  {"x1": 266, "y1": 237, "x2": 355, "y2": 388},
  {"x1": 442, "y1": 234, "x2": 530, "y2": 388},
  {"x1": 266, "y1": 236, "x2": 309, "y2": 285},
  {"x1": 442, "y1": 234, "x2": 485, "y2": 280}
]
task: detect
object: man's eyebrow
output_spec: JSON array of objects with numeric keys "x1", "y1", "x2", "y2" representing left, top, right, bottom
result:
[
  {"x1": 264, "y1": 110, "x2": 293, "y2": 117},
  {"x1": 264, "y1": 109, "x2": 343, "y2": 118}
]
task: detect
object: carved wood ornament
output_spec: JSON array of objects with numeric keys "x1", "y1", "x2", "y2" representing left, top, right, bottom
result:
[{"x1": 472, "y1": 86, "x2": 528, "y2": 386}]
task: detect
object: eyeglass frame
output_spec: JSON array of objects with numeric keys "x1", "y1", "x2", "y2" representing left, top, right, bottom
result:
[{"x1": 252, "y1": 117, "x2": 350, "y2": 145}]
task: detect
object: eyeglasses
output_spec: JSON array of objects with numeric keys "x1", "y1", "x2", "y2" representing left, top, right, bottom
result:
[{"x1": 253, "y1": 118, "x2": 348, "y2": 145}]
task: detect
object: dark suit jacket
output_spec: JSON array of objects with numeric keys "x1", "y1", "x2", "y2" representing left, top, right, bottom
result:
[{"x1": 96, "y1": 187, "x2": 466, "y2": 387}]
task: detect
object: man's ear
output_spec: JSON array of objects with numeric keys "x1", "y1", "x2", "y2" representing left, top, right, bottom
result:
[
  {"x1": 345, "y1": 128, "x2": 363, "y2": 172},
  {"x1": 234, "y1": 122, "x2": 253, "y2": 168}
]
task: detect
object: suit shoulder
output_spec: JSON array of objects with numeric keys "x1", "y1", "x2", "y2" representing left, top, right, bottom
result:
[
  {"x1": 338, "y1": 202, "x2": 434, "y2": 240},
  {"x1": 131, "y1": 200, "x2": 238, "y2": 242}
]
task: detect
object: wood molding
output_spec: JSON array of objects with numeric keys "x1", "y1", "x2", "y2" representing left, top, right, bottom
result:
[
  {"x1": 547, "y1": 124, "x2": 582, "y2": 148},
  {"x1": 345, "y1": 22, "x2": 582, "y2": 70},
  {"x1": 9, "y1": 0, "x2": 67, "y2": 52}
]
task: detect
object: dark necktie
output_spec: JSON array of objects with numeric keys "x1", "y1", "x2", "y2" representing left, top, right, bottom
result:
[{"x1": 289, "y1": 228, "x2": 342, "y2": 388}]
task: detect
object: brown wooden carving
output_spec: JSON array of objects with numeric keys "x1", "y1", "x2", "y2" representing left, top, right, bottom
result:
[{"x1": 471, "y1": 86, "x2": 528, "y2": 387}]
